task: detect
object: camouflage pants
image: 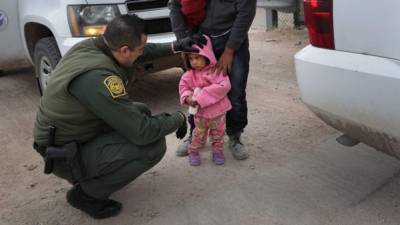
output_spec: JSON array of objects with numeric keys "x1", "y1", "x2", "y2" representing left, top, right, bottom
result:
[{"x1": 188, "y1": 115, "x2": 226, "y2": 153}]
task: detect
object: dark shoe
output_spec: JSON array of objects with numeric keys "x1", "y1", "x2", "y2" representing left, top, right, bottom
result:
[
  {"x1": 212, "y1": 150, "x2": 225, "y2": 165},
  {"x1": 229, "y1": 135, "x2": 249, "y2": 160},
  {"x1": 188, "y1": 151, "x2": 201, "y2": 166},
  {"x1": 66, "y1": 185, "x2": 122, "y2": 219},
  {"x1": 176, "y1": 135, "x2": 192, "y2": 157}
]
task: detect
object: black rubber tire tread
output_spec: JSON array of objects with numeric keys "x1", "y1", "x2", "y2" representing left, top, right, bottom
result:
[{"x1": 33, "y1": 36, "x2": 61, "y2": 95}]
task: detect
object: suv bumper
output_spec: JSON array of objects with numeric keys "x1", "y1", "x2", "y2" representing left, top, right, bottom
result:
[
  {"x1": 58, "y1": 33, "x2": 181, "y2": 74},
  {"x1": 295, "y1": 45, "x2": 400, "y2": 158},
  {"x1": 58, "y1": 33, "x2": 176, "y2": 55}
]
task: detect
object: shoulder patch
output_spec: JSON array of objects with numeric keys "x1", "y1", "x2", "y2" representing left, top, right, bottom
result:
[{"x1": 103, "y1": 75, "x2": 127, "y2": 98}]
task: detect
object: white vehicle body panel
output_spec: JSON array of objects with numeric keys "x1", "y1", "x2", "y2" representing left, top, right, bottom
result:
[
  {"x1": 295, "y1": 0, "x2": 400, "y2": 158},
  {"x1": 0, "y1": 0, "x2": 175, "y2": 68},
  {"x1": 60, "y1": 32, "x2": 175, "y2": 56},
  {"x1": 296, "y1": 46, "x2": 400, "y2": 137},
  {"x1": 134, "y1": 8, "x2": 170, "y2": 19},
  {"x1": 18, "y1": 0, "x2": 77, "y2": 57},
  {"x1": 0, "y1": 1, "x2": 28, "y2": 68},
  {"x1": 334, "y1": 0, "x2": 400, "y2": 61}
]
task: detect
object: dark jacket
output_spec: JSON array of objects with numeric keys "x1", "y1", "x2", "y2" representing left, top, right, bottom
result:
[{"x1": 168, "y1": 0, "x2": 256, "y2": 50}]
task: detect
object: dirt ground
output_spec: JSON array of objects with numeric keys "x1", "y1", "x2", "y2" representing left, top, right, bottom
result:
[{"x1": 2, "y1": 9, "x2": 400, "y2": 225}]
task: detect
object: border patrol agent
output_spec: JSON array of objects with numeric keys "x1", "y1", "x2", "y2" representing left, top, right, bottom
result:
[{"x1": 33, "y1": 15, "x2": 205, "y2": 219}]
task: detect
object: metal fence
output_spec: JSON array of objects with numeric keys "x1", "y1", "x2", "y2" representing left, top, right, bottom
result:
[{"x1": 257, "y1": 0, "x2": 304, "y2": 30}]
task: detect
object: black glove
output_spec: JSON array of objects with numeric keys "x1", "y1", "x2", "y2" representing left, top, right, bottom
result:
[
  {"x1": 175, "y1": 111, "x2": 188, "y2": 139},
  {"x1": 172, "y1": 33, "x2": 207, "y2": 53}
]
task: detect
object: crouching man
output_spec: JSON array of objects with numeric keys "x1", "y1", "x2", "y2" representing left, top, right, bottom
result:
[{"x1": 33, "y1": 14, "x2": 205, "y2": 219}]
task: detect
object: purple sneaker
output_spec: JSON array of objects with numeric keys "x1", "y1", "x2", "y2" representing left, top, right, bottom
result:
[
  {"x1": 212, "y1": 151, "x2": 225, "y2": 165},
  {"x1": 188, "y1": 152, "x2": 201, "y2": 166}
]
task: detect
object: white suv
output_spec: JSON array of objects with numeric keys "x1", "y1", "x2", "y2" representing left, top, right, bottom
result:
[
  {"x1": 0, "y1": 0, "x2": 179, "y2": 94},
  {"x1": 295, "y1": 0, "x2": 400, "y2": 159}
]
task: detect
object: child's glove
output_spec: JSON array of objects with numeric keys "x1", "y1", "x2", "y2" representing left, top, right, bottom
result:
[{"x1": 176, "y1": 111, "x2": 188, "y2": 139}]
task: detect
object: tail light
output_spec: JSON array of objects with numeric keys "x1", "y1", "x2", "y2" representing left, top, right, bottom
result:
[{"x1": 304, "y1": 0, "x2": 335, "y2": 49}]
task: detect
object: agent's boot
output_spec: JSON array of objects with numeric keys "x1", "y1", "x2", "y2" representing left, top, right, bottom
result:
[
  {"x1": 176, "y1": 135, "x2": 192, "y2": 157},
  {"x1": 66, "y1": 185, "x2": 122, "y2": 219},
  {"x1": 229, "y1": 135, "x2": 249, "y2": 160}
]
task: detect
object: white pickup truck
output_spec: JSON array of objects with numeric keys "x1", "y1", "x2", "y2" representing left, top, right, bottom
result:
[
  {"x1": 295, "y1": 0, "x2": 400, "y2": 159},
  {"x1": 0, "y1": 0, "x2": 179, "y2": 94}
]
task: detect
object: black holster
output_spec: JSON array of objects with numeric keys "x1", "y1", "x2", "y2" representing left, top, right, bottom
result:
[
  {"x1": 34, "y1": 125, "x2": 84, "y2": 184},
  {"x1": 44, "y1": 142, "x2": 83, "y2": 183}
]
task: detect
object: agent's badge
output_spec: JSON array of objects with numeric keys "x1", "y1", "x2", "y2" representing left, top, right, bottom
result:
[{"x1": 104, "y1": 75, "x2": 127, "y2": 98}]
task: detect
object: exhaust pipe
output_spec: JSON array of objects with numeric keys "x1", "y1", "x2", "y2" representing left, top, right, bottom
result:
[{"x1": 336, "y1": 134, "x2": 360, "y2": 147}]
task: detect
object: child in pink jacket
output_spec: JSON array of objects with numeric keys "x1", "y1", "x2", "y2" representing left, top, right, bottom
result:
[{"x1": 179, "y1": 35, "x2": 231, "y2": 166}]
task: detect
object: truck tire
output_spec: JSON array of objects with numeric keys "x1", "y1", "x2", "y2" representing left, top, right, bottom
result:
[{"x1": 33, "y1": 37, "x2": 61, "y2": 95}]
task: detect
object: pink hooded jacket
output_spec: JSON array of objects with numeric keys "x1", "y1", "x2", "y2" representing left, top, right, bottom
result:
[{"x1": 179, "y1": 36, "x2": 232, "y2": 119}]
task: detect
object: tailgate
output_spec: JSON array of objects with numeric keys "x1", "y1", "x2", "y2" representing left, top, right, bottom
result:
[{"x1": 334, "y1": 0, "x2": 400, "y2": 61}]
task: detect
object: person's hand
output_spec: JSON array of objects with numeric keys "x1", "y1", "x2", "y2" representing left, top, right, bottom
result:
[
  {"x1": 215, "y1": 48, "x2": 234, "y2": 76},
  {"x1": 172, "y1": 34, "x2": 207, "y2": 53},
  {"x1": 186, "y1": 96, "x2": 198, "y2": 107},
  {"x1": 175, "y1": 111, "x2": 187, "y2": 139}
]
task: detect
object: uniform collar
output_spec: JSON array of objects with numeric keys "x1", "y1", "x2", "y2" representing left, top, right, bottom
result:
[
  {"x1": 93, "y1": 36, "x2": 119, "y2": 65},
  {"x1": 93, "y1": 36, "x2": 130, "y2": 83}
]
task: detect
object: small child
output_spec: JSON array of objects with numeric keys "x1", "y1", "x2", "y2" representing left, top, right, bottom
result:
[
  {"x1": 179, "y1": 35, "x2": 231, "y2": 166},
  {"x1": 180, "y1": 0, "x2": 207, "y2": 32}
]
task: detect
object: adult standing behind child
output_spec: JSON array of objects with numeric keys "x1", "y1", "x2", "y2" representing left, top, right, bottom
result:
[
  {"x1": 169, "y1": 0, "x2": 257, "y2": 160},
  {"x1": 179, "y1": 35, "x2": 231, "y2": 166}
]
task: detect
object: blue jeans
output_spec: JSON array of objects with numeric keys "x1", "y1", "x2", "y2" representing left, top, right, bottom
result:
[{"x1": 210, "y1": 33, "x2": 250, "y2": 137}]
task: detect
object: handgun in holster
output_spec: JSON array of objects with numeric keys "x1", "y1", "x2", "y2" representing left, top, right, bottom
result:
[
  {"x1": 44, "y1": 125, "x2": 83, "y2": 183},
  {"x1": 43, "y1": 125, "x2": 56, "y2": 174}
]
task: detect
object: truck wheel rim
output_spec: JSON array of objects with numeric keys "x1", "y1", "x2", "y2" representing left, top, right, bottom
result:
[{"x1": 39, "y1": 56, "x2": 52, "y2": 90}]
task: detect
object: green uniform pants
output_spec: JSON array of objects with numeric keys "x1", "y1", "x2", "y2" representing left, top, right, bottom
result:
[{"x1": 55, "y1": 131, "x2": 166, "y2": 199}]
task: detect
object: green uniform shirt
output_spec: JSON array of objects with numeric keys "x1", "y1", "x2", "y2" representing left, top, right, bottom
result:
[
  {"x1": 69, "y1": 70, "x2": 183, "y2": 146},
  {"x1": 33, "y1": 37, "x2": 183, "y2": 146}
]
